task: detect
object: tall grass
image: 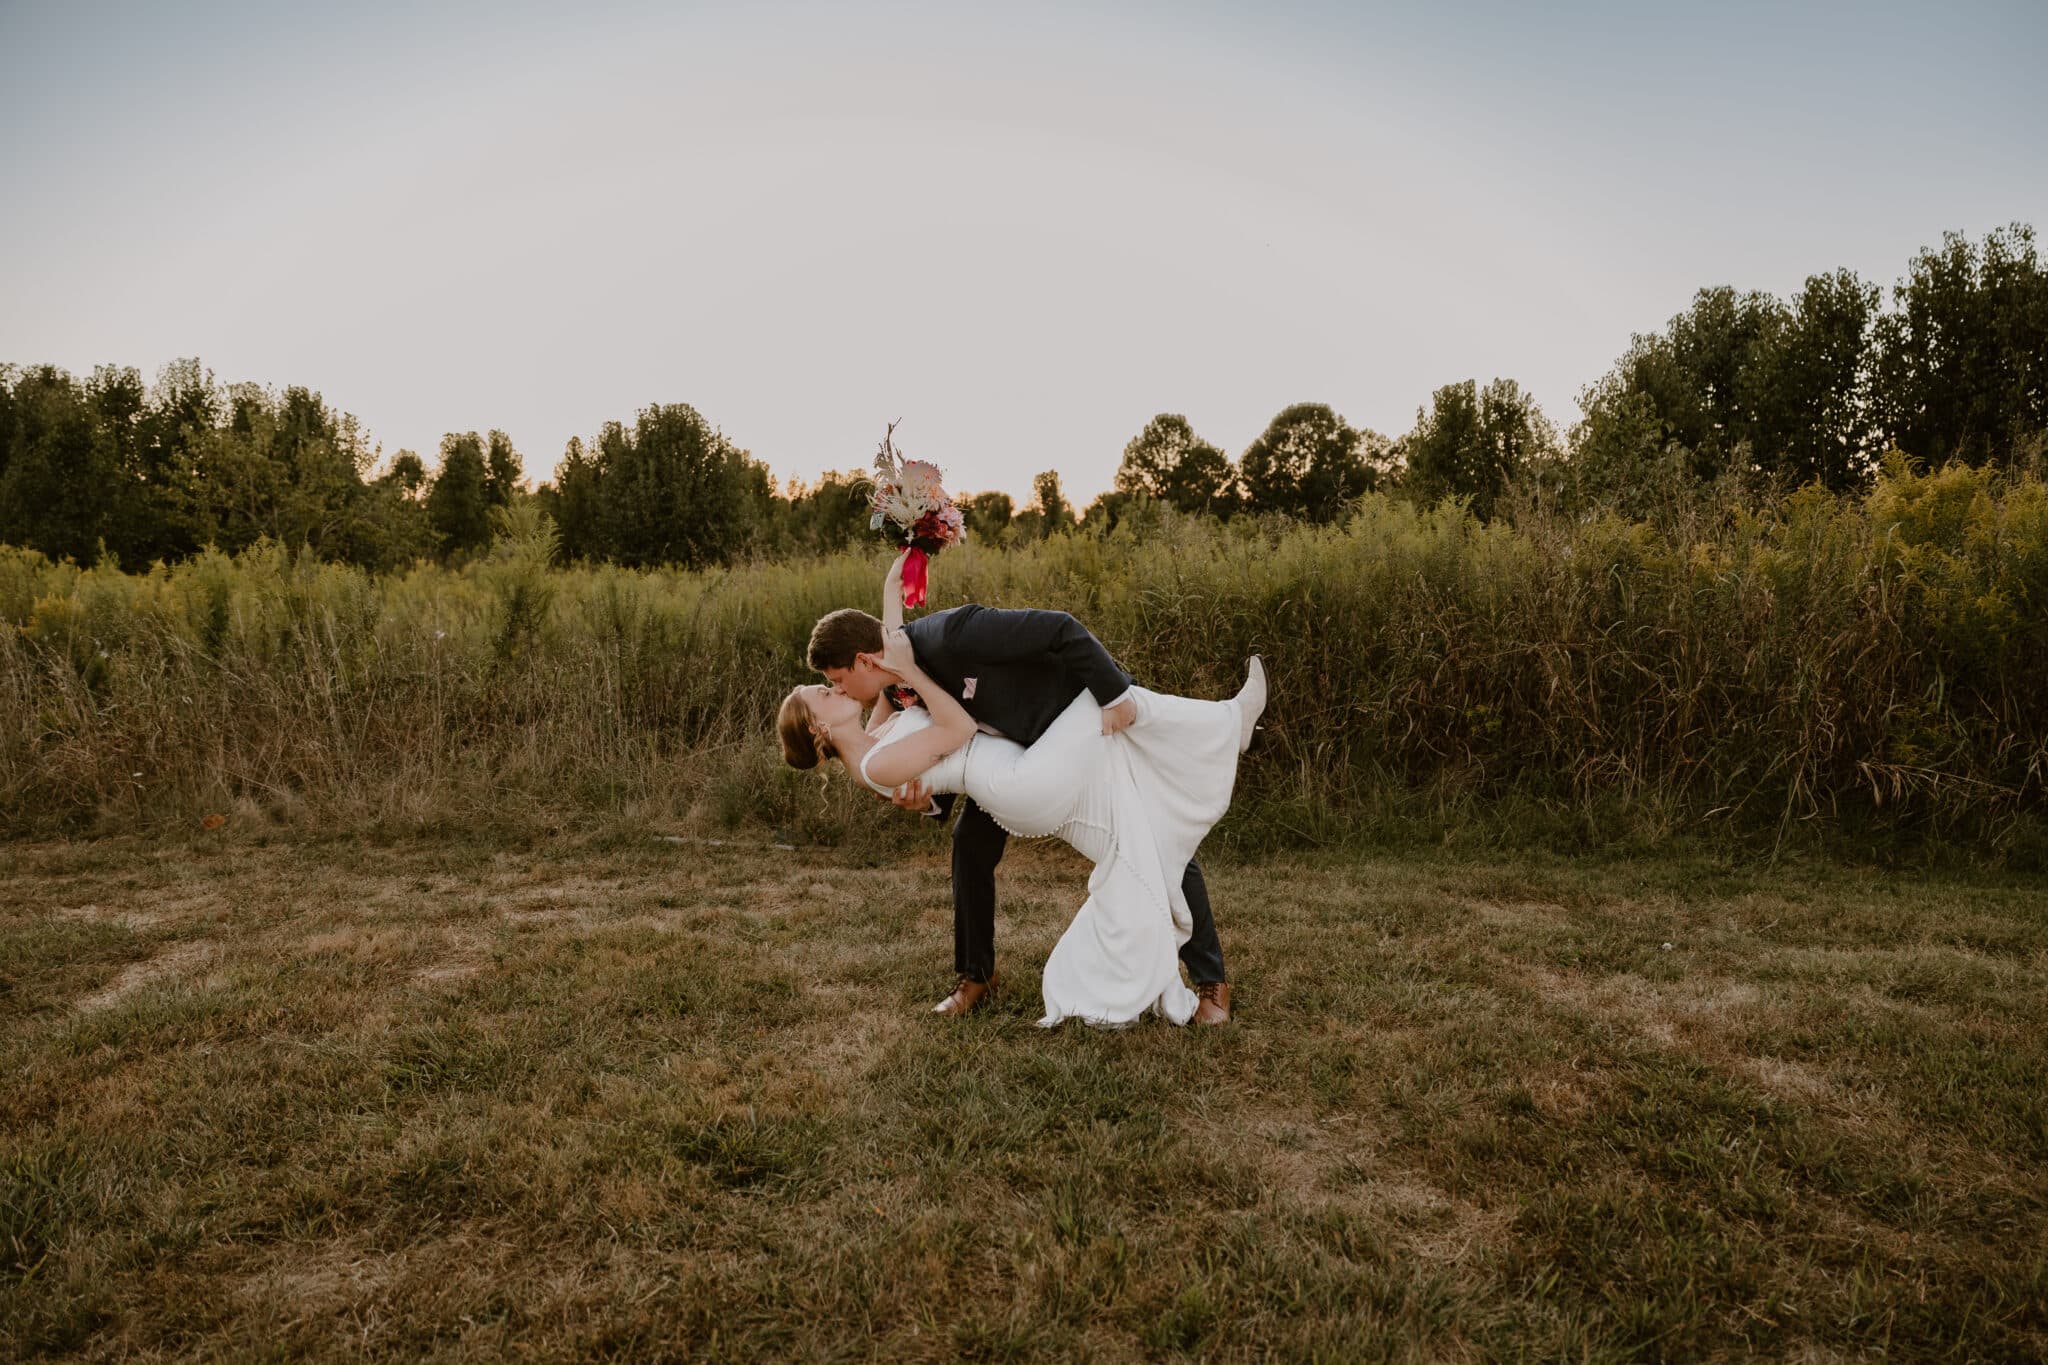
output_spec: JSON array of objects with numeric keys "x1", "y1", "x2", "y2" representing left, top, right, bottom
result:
[{"x1": 4, "y1": 462, "x2": 2045, "y2": 858}]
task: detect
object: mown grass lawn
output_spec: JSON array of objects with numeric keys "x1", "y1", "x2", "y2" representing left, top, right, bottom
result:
[{"x1": 2, "y1": 832, "x2": 2044, "y2": 1361}]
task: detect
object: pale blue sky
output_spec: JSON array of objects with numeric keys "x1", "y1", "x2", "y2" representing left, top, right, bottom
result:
[{"x1": 4, "y1": 1, "x2": 2043, "y2": 504}]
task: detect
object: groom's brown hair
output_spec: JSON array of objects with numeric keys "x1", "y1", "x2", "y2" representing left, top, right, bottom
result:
[{"x1": 807, "y1": 609, "x2": 885, "y2": 671}]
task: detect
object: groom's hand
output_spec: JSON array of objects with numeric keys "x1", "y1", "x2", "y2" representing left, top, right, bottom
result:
[{"x1": 1101, "y1": 697, "x2": 1137, "y2": 735}]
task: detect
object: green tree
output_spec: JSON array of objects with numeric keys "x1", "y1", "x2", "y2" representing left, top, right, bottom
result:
[
  {"x1": 962, "y1": 490, "x2": 1013, "y2": 541},
  {"x1": 0, "y1": 360, "x2": 440, "y2": 571},
  {"x1": 484, "y1": 429, "x2": 525, "y2": 508},
  {"x1": 1760, "y1": 270, "x2": 1880, "y2": 489},
  {"x1": 182, "y1": 396, "x2": 287, "y2": 554},
  {"x1": 544, "y1": 437, "x2": 603, "y2": 562},
  {"x1": 137, "y1": 358, "x2": 225, "y2": 560},
  {"x1": 1028, "y1": 470, "x2": 1075, "y2": 537},
  {"x1": 1401, "y1": 378, "x2": 1559, "y2": 521},
  {"x1": 381, "y1": 450, "x2": 427, "y2": 495},
  {"x1": 194, "y1": 383, "x2": 382, "y2": 556},
  {"x1": 0, "y1": 366, "x2": 17, "y2": 490},
  {"x1": 86, "y1": 364, "x2": 158, "y2": 561},
  {"x1": 1115, "y1": 414, "x2": 1235, "y2": 515},
  {"x1": 426, "y1": 432, "x2": 492, "y2": 560},
  {"x1": 777, "y1": 469, "x2": 872, "y2": 556},
  {"x1": 1572, "y1": 272, "x2": 1881, "y2": 502},
  {"x1": 334, "y1": 476, "x2": 435, "y2": 571},
  {"x1": 1576, "y1": 288, "x2": 1784, "y2": 488},
  {"x1": 1239, "y1": 402, "x2": 1384, "y2": 521},
  {"x1": 0, "y1": 365, "x2": 134, "y2": 564},
  {"x1": 1870, "y1": 224, "x2": 2048, "y2": 467},
  {"x1": 733, "y1": 455, "x2": 779, "y2": 557},
  {"x1": 597, "y1": 404, "x2": 756, "y2": 567},
  {"x1": 1083, "y1": 488, "x2": 1135, "y2": 532}
]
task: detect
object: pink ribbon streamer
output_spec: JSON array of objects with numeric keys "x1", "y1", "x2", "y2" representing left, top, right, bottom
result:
[{"x1": 901, "y1": 547, "x2": 929, "y2": 608}]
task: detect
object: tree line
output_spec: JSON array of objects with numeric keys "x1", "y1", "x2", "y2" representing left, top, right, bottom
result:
[{"x1": 2, "y1": 224, "x2": 2041, "y2": 572}]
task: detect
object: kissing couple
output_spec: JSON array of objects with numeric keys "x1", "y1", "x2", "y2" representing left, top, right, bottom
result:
[{"x1": 777, "y1": 549, "x2": 1265, "y2": 1028}]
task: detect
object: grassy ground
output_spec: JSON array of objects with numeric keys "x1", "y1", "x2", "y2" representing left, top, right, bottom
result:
[{"x1": 2, "y1": 830, "x2": 2044, "y2": 1361}]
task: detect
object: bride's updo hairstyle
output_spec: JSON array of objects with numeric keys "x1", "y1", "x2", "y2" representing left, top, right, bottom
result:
[{"x1": 777, "y1": 688, "x2": 834, "y2": 770}]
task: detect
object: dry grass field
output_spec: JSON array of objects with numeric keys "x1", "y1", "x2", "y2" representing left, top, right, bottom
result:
[{"x1": 3, "y1": 830, "x2": 2045, "y2": 1360}]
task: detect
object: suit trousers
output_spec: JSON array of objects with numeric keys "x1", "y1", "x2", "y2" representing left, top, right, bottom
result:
[{"x1": 951, "y1": 797, "x2": 1227, "y2": 986}]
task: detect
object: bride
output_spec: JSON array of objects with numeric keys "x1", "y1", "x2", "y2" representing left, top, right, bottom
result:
[{"x1": 777, "y1": 551, "x2": 1265, "y2": 1027}]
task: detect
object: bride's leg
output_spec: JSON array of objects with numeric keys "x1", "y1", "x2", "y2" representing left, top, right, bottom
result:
[
  {"x1": 1122, "y1": 687, "x2": 1241, "y2": 767},
  {"x1": 1112, "y1": 686, "x2": 1243, "y2": 850},
  {"x1": 1014, "y1": 690, "x2": 1104, "y2": 777},
  {"x1": 974, "y1": 693, "x2": 1104, "y2": 837}
]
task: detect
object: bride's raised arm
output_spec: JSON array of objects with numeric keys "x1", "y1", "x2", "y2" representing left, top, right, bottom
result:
[
  {"x1": 881, "y1": 549, "x2": 907, "y2": 631},
  {"x1": 862, "y1": 550, "x2": 910, "y2": 738}
]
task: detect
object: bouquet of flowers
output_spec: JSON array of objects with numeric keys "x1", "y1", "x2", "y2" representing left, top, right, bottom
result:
[{"x1": 867, "y1": 422, "x2": 964, "y2": 608}]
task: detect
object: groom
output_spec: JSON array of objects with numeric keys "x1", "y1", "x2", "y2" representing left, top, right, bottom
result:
[{"x1": 807, "y1": 603, "x2": 1233, "y2": 1024}]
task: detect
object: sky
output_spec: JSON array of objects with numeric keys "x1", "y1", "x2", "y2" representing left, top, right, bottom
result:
[{"x1": 4, "y1": 0, "x2": 2045, "y2": 506}]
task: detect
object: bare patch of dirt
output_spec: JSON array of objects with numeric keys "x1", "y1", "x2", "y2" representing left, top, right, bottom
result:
[
  {"x1": 1741, "y1": 1054, "x2": 1835, "y2": 1100},
  {"x1": 408, "y1": 928, "x2": 494, "y2": 987},
  {"x1": 794, "y1": 1005, "x2": 909, "y2": 1086},
  {"x1": 1463, "y1": 898, "x2": 1573, "y2": 933},
  {"x1": 502, "y1": 876, "x2": 626, "y2": 907},
  {"x1": 235, "y1": 1238, "x2": 396, "y2": 1314},
  {"x1": 54, "y1": 888, "x2": 230, "y2": 930},
  {"x1": 303, "y1": 926, "x2": 412, "y2": 962},
  {"x1": 1405, "y1": 1193, "x2": 1518, "y2": 1266},
  {"x1": 1177, "y1": 1110, "x2": 1389, "y2": 1215},
  {"x1": 1525, "y1": 968, "x2": 1772, "y2": 1050},
  {"x1": 56, "y1": 902, "x2": 167, "y2": 931},
  {"x1": 77, "y1": 939, "x2": 215, "y2": 1011},
  {"x1": 1525, "y1": 1071, "x2": 1598, "y2": 1119}
]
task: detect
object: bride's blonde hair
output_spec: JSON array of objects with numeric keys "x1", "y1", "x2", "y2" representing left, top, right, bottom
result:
[{"x1": 777, "y1": 687, "x2": 835, "y2": 770}]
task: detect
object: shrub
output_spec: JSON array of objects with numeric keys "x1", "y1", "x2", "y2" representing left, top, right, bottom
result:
[{"x1": 3, "y1": 462, "x2": 2044, "y2": 859}]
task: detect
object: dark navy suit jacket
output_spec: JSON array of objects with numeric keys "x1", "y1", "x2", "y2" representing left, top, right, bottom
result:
[
  {"x1": 899, "y1": 604, "x2": 1131, "y2": 748},
  {"x1": 893, "y1": 605, "x2": 1131, "y2": 823}
]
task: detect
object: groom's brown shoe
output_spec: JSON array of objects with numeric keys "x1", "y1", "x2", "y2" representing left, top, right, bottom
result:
[
  {"x1": 1193, "y1": 980, "x2": 1232, "y2": 1026},
  {"x1": 933, "y1": 972, "x2": 999, "y2": 1016}
]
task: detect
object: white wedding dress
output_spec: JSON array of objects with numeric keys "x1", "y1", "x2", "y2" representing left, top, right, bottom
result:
[{"x1": 860, "y1": 687, "x2": 1246, "y2": 1027}]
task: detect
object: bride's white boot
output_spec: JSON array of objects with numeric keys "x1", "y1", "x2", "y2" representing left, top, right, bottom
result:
[{"x1": 1235, "y1": 656, "x2": 1267, "y2": 752}]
